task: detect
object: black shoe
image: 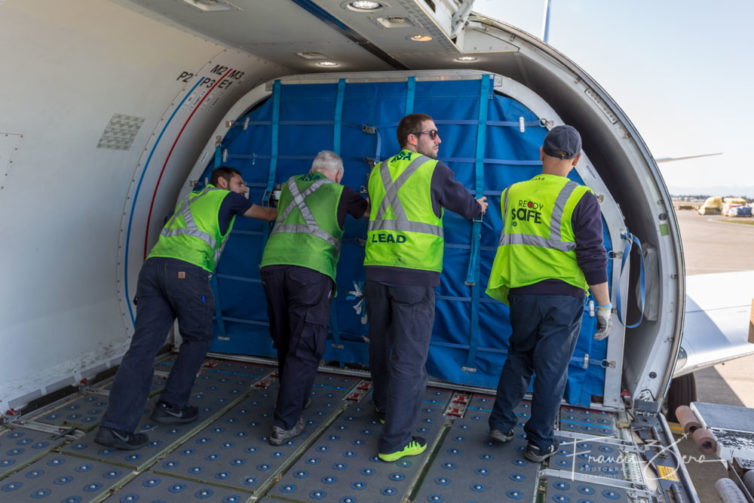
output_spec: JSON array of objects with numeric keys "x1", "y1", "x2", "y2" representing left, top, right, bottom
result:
[
  {"x1": 94, "y1": 426, "x2": 148, "y2": 450},
  {"x1": 489, "y1": 428, "x2": 514, "y2": 444},
  {"x1": 524, "y1": 439, "x2": 559, "y2": 463},
  {"x1": 150, "y1": 401, "x2": 199, "y2": 424},
  {"x1": 269, "y1": 417, "x2": 305, "y2": 446}
]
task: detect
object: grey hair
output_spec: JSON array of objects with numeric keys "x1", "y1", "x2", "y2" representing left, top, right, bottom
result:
[{"x1": 311, "y1": 150, "x2": 343, "y2": 176}]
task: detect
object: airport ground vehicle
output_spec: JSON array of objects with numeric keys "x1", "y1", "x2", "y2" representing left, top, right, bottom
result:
[
  {"x1": 698, "y1": 196, "x2": 723, "y2": 215},
  {"x1": 723, "y1": 198, "x2": 752, "y2": 217},
  {"x1": 2, "y1": 1, "x2": 753, "y2": 501}
]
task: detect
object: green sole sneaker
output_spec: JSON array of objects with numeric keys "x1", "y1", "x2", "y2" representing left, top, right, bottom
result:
[{"x1": 378, "y1": 436, "x2": 427, "y2": 462}]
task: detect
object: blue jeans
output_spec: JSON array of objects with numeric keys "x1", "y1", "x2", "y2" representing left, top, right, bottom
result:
[
  {"x1": 366, "y1": 281, "x2": 435, "y2": 453},
  {"x1": 261, "y1": 266, "x2": 332, "y2": 430},
  {"x1": 101, "y1": 257, "x2": 215, "y2": 433},
  {"x1": 488, "y1": 294, "x2": 584, "y2": 450}
]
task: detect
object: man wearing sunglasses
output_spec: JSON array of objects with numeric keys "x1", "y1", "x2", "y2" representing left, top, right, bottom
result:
[{"x1": 364, "y1": 113, "x2": 488, "y2": 462}]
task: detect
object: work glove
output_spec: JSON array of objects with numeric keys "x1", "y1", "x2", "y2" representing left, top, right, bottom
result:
[{"x1": 593, "y1": 303, "x2": 612, "y2": 340}]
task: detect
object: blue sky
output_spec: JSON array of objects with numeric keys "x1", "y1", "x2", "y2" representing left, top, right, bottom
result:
[{"x1": 474, "y1": 0, "x2": 753, "y2": 196}]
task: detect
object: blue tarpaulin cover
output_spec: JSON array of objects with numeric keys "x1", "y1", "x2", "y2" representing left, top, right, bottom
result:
[{"x1": 197, "y1": 76, "x2": 613, "y2": 406}]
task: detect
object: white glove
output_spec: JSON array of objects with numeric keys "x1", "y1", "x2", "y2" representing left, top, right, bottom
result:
[{"x1": 594, "y1": 303, "x2": 612, "y2": 340}]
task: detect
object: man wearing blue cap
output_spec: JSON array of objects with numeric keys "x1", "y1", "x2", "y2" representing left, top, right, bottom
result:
[{"x1": 485, "y1": 125, "x2": 612, "y2": 462}]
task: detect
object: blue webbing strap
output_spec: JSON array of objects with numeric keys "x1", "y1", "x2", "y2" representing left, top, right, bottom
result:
[
  {"x1": 330, "y1": 80, "x2": 346, "y2": 348},
  {"x1": 405, "y1": 76, "x2": 415, "y2": 115},
  {"x1": 616, "y1": 231, "x2": 646, "y2": 328},
  {"x1": 329, "y1": 301, "x2": 343, "y2": 365},
  {"x1": 211, "y1": 274, "x2": 227, "y2": 340},
  {"x1": 463, "y1": 74, "x2": 490, "y2": 370},
  {"x1": 333, "y1": 79, "x2": 345, "y2": 156},
  {"x1": 263, "y1": 80, "x2": 282, "y2": 205},
  {"x1": 212, "y1": 134, "x2": 227, "y2": 338},
  {"x1": 214, "y1": 146, "x2": 222, "y2": 169},
  {"x1": 259, "y1": 80, "x2": 282, "y2": 252}
]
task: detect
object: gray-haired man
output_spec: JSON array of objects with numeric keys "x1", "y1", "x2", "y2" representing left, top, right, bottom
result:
[{"x1": 260, "y1": 150, "x2": 368, "y2": 445}]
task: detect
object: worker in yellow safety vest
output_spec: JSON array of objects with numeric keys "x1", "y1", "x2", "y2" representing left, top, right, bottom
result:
[
  {"x1": 96, "y1": 166, "x2": 276, "y2": 450},
  {"x1": 364, "y1": 113, "x2": 488, "y2": 462},
  {"x1": 260, "y1": 151, "x2": 368, "y2": 446},
  {"x1": 485, "y1": 125, "x2": 611, "y2": 463}
]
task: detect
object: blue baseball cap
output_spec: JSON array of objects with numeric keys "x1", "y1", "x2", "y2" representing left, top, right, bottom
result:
[{"x1": 543, "y1": 125, "x2": 581, "y2": 159}]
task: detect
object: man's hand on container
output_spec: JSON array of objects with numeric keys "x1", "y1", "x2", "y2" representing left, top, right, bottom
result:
[
  {"x1": 594, "y1": 303, "x2": 612, "y2": 340},
  {"x1": 477, "y1": 196, "x2": 488, "y2": 214}
]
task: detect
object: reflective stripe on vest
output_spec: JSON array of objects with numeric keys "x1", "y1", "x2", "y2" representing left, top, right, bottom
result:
[
  {"x1": 367, "y1": 155, "x2": 444, "y2": 238},
  {"x1": 498, "y1": 180, "x2": 580, "y2": 252},
  {"x1": 271, "y1": 176, "x2": 341, "y2": 252},
  {"x1": 160, "y1": 186, "x2": 225, "y2": 266}
]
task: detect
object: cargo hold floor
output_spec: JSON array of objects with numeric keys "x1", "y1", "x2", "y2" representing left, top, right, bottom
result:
[{"x1": 0, "y1": 356, "x2": 651, "y2": 502}]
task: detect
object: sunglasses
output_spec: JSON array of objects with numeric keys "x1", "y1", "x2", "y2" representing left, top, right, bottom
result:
[{"x1": 411, "y1": 129, "x2": 439, "y2": 140}]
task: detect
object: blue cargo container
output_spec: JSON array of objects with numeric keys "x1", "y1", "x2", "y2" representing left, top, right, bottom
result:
[{"x1": 192, "y1": 71, "x2": 622, "y2": 408}]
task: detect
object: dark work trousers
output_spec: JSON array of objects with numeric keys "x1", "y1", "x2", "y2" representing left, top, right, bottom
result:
[
  {"x1": 260, "y1": 266, "x2": 333, "y2": 430},
  {"x1": 366, "y1": 281, "x2": 435, "y2": 453},
  {"x1": 101, "y1": 257, "x2": 215, "y2": 434},
  {"x1": 488, "y1": 293, "x2": 584, "y2": 450}
]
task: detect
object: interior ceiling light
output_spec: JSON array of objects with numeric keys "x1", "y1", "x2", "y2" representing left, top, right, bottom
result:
[
  {"x1": 317, "y1": 61, "x2": 340, "y2": 67},
  {"x1": 410, "y1": 34, "x2": 433, "y2": 42},
  {"x1": 297, "y1": 51, "x2": 327, "y2": 60},
  {"x1": 375, "y1": 16, "x2": 413, "y2": 28},
  {"x1": 182, "y1": 0, "x2": 239, "y2": 12},
  {"x1": 455, "y1": 56, "x2": 478, "y2": 62},
  {"x1": 346, "y1": 1, "x2": 384, "y2": 12}
]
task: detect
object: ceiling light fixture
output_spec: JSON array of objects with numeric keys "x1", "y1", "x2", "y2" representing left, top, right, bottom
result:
[
  {"x1": 182, "y1": 0, "x2": 237, "y2": 12},
  {"x1": 375, "y1": 16, "x2": 412, "y2": 28},
  {"x1": 346, "y1": 1, "x2": 384, "y2": 12},
  {"x1": 410, "y1": 34, "x2": 433, "y2": 42},
  {"x1": 317, "y1": 61, "x2": 340, "y2": 67},
  {"x1": 296, "y1": 51, "x2": 327, "y2": 60},
  {"x1": 455, "y1": 56, "x2": 478, "y2": 62}
]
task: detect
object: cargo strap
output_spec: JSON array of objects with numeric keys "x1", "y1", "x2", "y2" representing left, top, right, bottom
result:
[
  {"x1": 211, "y1": 275, "x2": 227, "y2": 340},
  {"x1": 263, "y1": 79, "x2": 282, "y2": 205},
  {"x1": 464, "y1": 74, "x2": 491, "y2": 370},
  {"x1": 214, "y1": 145, "x2": 222, "y2": 169},
  {"x1": 616, "y1": 231, "x2": 646, "y2": 328},
  {"x1": 405, "y1": 76, "x2": 415, "y2": 115},
  {"x1": 333, "y1": 79, "x2": 346, "y2": 155},
  {"x1": 328, "y1": 79, "x2": 347, "y2": 346}
]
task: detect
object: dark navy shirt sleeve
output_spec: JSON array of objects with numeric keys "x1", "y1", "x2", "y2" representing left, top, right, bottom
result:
[
  {"x1": 337, "y1": 185, "x2": 369, "y2": 227},
  {"x1": 218, "y1": 191, "x2": 253, "y2": 235},
  {"x1": 430, "y1": 161, "x2": 481, "y2": 220},
  {"x1": 572, "y1": 191, "x2": 608, "y2": 285}
]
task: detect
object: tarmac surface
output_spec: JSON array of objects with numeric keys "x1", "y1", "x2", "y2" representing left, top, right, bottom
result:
[{"x1": 672, "y1": 209, "x2": 754, "y2": 501}]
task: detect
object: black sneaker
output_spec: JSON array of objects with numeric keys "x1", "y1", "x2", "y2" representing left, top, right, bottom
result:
[
  {"x1": 269, "y1": 417, "x2": 305, "y2": 446},
  {"x1": 489, "y1": 428, "x2": 515, "y2": 444},
  {"x1": 524, "y1": 439, "x2": 559, "y2": 463},
  {"x1": 94, "y1": 426, "x2": 148, "y2": 450},
  {"x1": 150, "y1": 401, "x2": 199, "y2": 424}
]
